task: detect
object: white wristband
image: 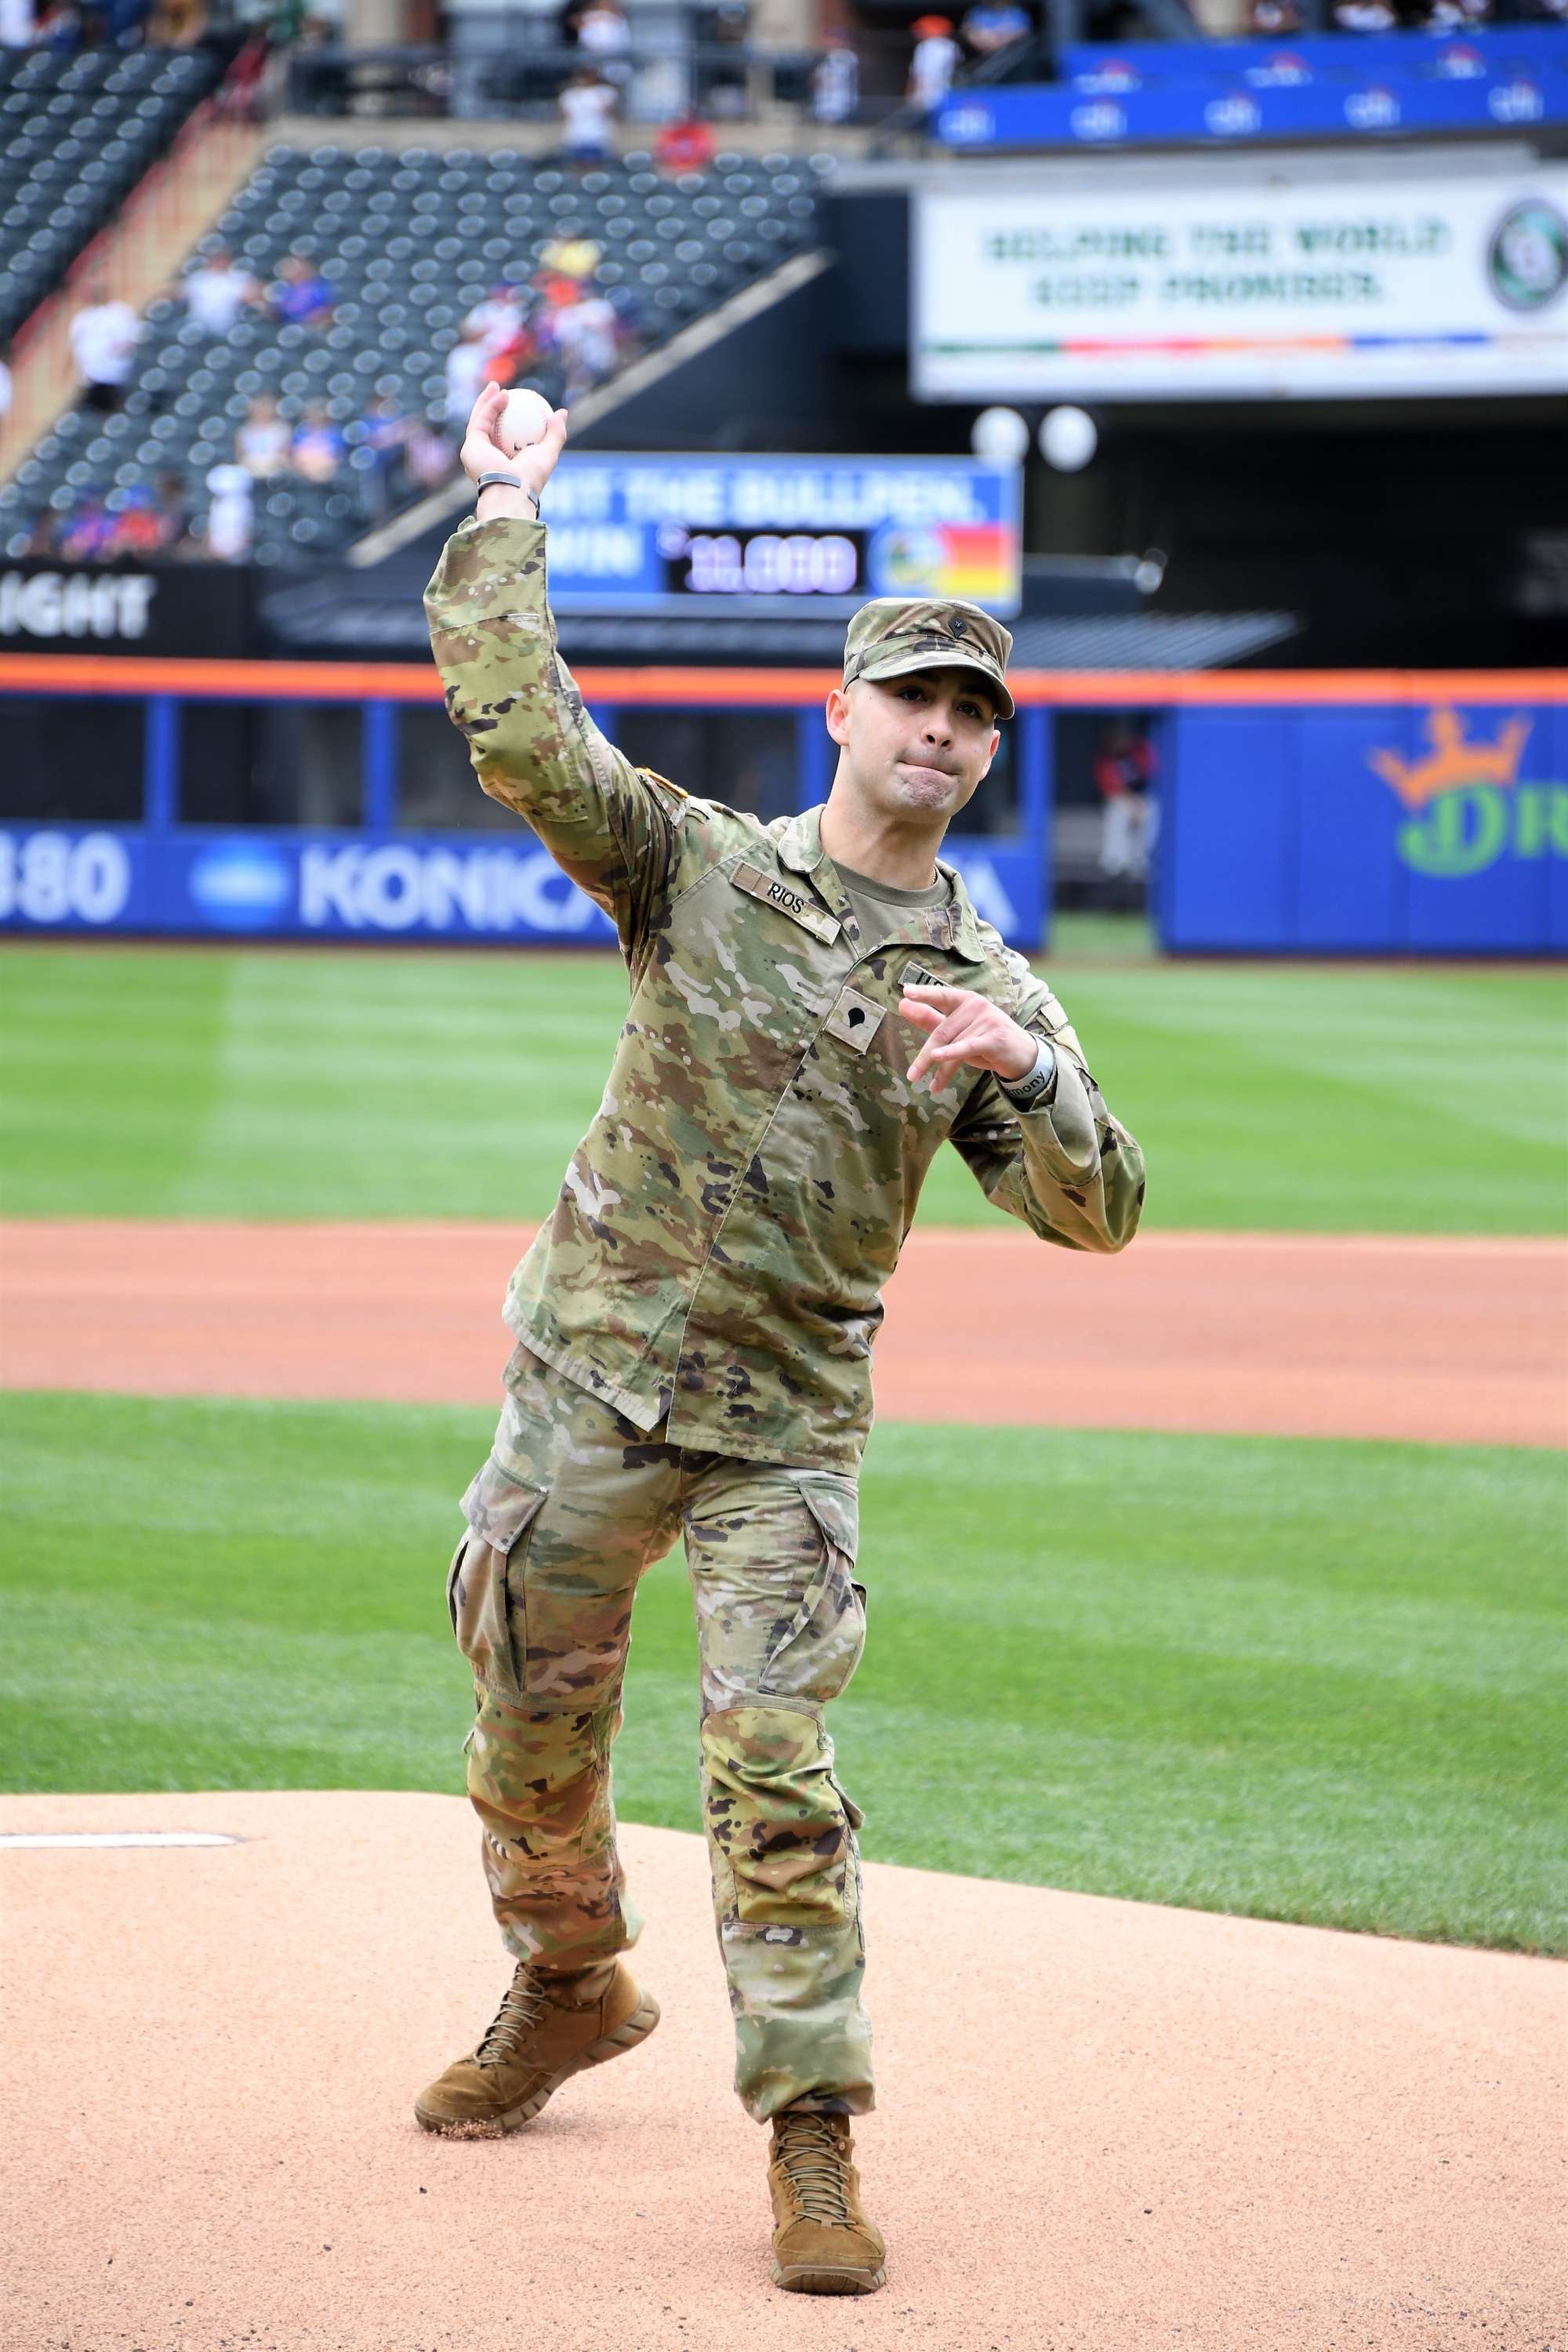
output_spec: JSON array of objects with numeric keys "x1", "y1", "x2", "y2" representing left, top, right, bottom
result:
[{"x1": 999, "y1": 1036, "x2": 1057, "y2": 1109}]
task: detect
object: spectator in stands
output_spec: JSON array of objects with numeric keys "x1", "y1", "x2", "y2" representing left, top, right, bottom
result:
[
  {"x1": 577, "y1": 0, "x2": 629, "y2": 45},
  {"x1": 445, "y1": 320, "x2": 495, "y2": 429},
  {"x1": 235, "y1": 392, "x2": 292, "y2": 479},
  {"x1": 1094, "y1": 719, "x2": 1159, "y2": 882},
  {"x1": 1247, "y1": 0, "x2": 1301, "y2": 28},
  {"x1": 147, "y1": 0, "x2": 206, "y2": 42},
  {"x1": 654, "y1": 116, "x2": 716, "y2": 172},
  {"x1": 34, "y1": 0, "x2": 81, "y2": 50},
  {"x1": 58, "y1": 497, "x2": 116, "y2": 561},
  {"x1": 205, "y1": 463, "x2": 254, "y2": 563},
  {"x1": 152, "y1": 470, "x2": 194, "y2": 555},
  {"x1": 907, "y1": 16, "x2": 960, "y2": 116},
  {"x1": 352, "y1": 394, "x2": 411, "y2": 521},
  {"x1": 0, "y1": 0, "x2": 36, "y2": 44},
  {"x1": 405, "y1": 410, "x2": 457, "y2": 490},
  {"x1": 1331, "y1": 0, "x2": 1395, "y2": 22},
  {"x1": 292, "y1": 398, "x2": 346, "y2": 483},
  {"x1": 554, "y1": 284, "x2": 619, "y2": 397},
  {"x1": 557, "y1": 66, "x2": 619, "y2": 161},
  {"x1": 270, "y1": 253, "x2": 338, "y2": 331},
  {"x1": 111, "y1": 473, "x2": 191, "y2": 557},
  {"x1": 960, "y1": 0, "x2": 1030, "y2": 55},
  {"x1": 69, "y1": 282, "x2": 142, "y2": 416},
  {"x1": 576, "y1": 0, "x2": 631, "y2": 76},
  {"x1": 811, "y1": 30, "x2": 858, "y2": 123},
  {"x1": 464, "y1": 282, "x2": 530, "y2": 384},
  {"x1": 181, "y1": 248, "x2": 265, "y2": 338}
]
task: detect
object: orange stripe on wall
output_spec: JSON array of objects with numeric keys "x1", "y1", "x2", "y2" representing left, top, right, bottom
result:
[{"x1": 0, "y1": 652, "x2": 1565, "y2": 708}]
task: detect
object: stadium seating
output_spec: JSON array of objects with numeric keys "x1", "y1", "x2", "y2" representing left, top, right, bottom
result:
[
  {"x1": 0, "y1": 140, "x2": 828, "y2": 566},
  {"x1": 0, "y1": 46, "x2": 218, "y2": 346}
]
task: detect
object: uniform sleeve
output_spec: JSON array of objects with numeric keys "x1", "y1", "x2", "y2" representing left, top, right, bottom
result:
[
  {"x1": 425, "y1": 514, "x2": 684, "y2": 953},
  {"x1": 946, "y1": 960, "x2": 1145, "y2": 1254}
]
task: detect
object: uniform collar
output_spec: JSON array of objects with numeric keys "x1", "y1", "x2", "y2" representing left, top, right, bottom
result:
[{"x1": 775, "y1": 806, "x2": 987, "y2": 963}]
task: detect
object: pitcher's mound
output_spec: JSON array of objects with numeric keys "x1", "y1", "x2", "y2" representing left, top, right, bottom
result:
[{"x1": 2, "y1": 1791, "x2": 1559, "y2": 2352}]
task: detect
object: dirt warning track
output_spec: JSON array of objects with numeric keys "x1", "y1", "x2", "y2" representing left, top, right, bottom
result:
[
  {"x1": 3, "y1": 1219, "x2": 1563, "y2": 1444},
  {"x1": 2, "y1": 1791, "x2": 1561, "y2": 2352}
]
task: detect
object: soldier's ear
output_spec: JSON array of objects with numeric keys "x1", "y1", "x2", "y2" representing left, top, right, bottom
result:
[{"x1": 824, "y1": 686, "x2": 854, "y2": 749}]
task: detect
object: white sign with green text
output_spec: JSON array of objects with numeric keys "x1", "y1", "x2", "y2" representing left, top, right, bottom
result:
[{"x1": 915, "y1": 162, "x2": 1568, "y2": 401}]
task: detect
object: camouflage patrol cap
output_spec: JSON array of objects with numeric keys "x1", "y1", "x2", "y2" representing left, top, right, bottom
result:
[{"x1": 841, "y1": 597, "x2": 1014, "y2": 721}]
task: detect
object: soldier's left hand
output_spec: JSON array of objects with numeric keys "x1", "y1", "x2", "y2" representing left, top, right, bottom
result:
[{"x1": 900, "y1": 985, "x2": 1039, "y2": 1093}]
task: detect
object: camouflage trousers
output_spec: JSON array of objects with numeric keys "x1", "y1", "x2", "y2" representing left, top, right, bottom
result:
[{"x1": 447, "y1": 1342, "x2": 873, "y2": 2123}]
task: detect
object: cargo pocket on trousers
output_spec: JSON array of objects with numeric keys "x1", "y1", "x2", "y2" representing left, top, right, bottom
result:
[
  {"x1": 760, "y1": 1474, "x2": 867, "y2": 1706},
  {"x1": 448, "y1": 1455, "x2": 548, "y2": 1700}
]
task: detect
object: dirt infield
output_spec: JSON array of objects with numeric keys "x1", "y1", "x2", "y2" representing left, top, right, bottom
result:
[
  {"x1": 3, "y1": 1219, "x2": 1564, "y2": 1444},
  {"x1": 3, "y1": 1791, "x2": 1560, "y2": 2352}
]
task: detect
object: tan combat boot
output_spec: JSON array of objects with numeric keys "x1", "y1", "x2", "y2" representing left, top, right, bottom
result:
[
  {"x1": 414, "y1": 1958, "x2": 659, "y2": 2137},
  {"x1": 768, "y1": 2109, "x2": 887, "y2": 2295}
]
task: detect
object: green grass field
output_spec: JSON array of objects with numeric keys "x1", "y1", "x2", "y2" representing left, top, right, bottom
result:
[
  {"x1": 2, "y1": 1392, "x2": 1562, "y2": 1953},
  {"x1": 3, "y1": 938, "x2": 1563, "y2": 1954},
  {"x1": 2, "y1": 940, "x2": 1565, "y2": 1230}
]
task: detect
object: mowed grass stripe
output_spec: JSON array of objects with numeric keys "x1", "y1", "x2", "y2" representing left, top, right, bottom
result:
[
  {"x1": 2, "y1": 946, "x2": 1564, "y2": 1231},
  {"x1": 3, "y1": 1393, "x2": 1561, "y2": 1954}
]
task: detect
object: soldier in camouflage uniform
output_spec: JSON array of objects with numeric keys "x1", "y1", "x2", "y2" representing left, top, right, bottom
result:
[{"x1": 415, "y1": 387, "x2": 1145, "y2": 2296}]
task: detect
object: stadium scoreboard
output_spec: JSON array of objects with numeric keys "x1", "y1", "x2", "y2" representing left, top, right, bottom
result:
[{"x1": 539, "y1": 456, "x2": 1023, "y2": 619}]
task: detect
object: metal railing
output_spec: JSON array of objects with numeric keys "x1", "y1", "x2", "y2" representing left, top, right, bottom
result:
[{"x1": 284, "y1": 41, "x2": 835, "y2": 125}]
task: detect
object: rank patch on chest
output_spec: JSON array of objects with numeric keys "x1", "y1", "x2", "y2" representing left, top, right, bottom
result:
[
  {"x1": 730, "y1": 860, "x2": 841, "y2": 946},
  {"x1": 824, "y1": 985, "x2": 886, "y2": 1055},
  {"x1": 900, "y1": 960, "x2": 946, "y2": 993}
]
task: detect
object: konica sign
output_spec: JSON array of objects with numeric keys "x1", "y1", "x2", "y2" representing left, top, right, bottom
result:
[
  {"x1": 1160, "y1": 702, "x2": 1568, "y2": 953},
  {"x1": 0, "y1": 829, "x2": 619, "y2": 942},
  {"x1": 0, "y1": 825, "x2": 1044, "y2": 947}
]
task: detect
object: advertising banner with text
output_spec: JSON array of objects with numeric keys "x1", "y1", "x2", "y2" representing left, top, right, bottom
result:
[
  {"x1": 915, "y1": 162, "x2": 1568, "y2": 401},
  {"x1": 0, "y1": 826, "x2": 1044, "y2": 949}
]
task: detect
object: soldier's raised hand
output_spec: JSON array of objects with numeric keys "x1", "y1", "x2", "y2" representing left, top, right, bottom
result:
[{"x1": 464, "y1": 383, "x2": 569, "y2": 518}]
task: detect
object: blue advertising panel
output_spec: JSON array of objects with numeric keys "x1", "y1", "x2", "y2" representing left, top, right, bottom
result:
[
  {"x1": 0, "y1": 824, "x2": 1045, "y2": 949},
  {"x1": 935, "y1": 24, "x2": 1568, "y2": 148},
  {"x1": 539, "y1": 455, "x2": 1023, "y2": 618},
  {"x1": 0, "y1": 826, "x2": 619, "y2": 944},
  {"x1": 1160, "y1": 699, "x2": 1568, "y2": 954}
]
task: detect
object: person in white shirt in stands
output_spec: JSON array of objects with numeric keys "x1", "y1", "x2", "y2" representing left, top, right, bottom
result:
[
  {"x1": 906, "y1": 13, "x2": 960, "y2": 114},
  {"x1": 812, "y1": 30, "x2": 858, "y2": 123},
  {"x1": 68, "y1": 283, "x2": 143, "y2": 414},
  {"x1": 445, "y1": 320, "x2": 496, "y2": 430},
  {"x1": 554, "y1": 286, "x2": 619, "y2": 395},
  {"x1": 180, "y1": 247, "x2": 265, "y2": 338},
  {"x1": 205, "y1": 463, "x2": 254, "y2": 563},
  {"x1": 558, "y1": 66, "x2": 619, "y2": 160}
]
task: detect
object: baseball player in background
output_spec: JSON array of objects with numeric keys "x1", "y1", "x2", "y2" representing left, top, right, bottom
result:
[{"x1": 415, "y1": 387, "x2": 1145, "y2": 2297}]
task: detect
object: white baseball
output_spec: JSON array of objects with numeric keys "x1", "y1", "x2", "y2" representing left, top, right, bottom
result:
[{"x1": 497, "y1": 387, "x2": 555, "y2": 456}]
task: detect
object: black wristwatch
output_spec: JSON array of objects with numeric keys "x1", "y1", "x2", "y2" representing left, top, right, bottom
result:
[{"x1": 475, "y1": 473, "x2": 540, "y2": 516}]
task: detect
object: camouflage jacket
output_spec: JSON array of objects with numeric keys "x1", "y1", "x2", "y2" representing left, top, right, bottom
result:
[{"x1": 427, "y1": 516, "x2": 1145, "y2": 1471}]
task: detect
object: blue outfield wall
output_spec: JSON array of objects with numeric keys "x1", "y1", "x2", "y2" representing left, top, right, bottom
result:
[
  {"x1": 1160, "y1": 700, "x2": 1568, "y2": 954},
  {"x1": 2, "y1": 670, "x2": 1563, "y2": 957}
]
